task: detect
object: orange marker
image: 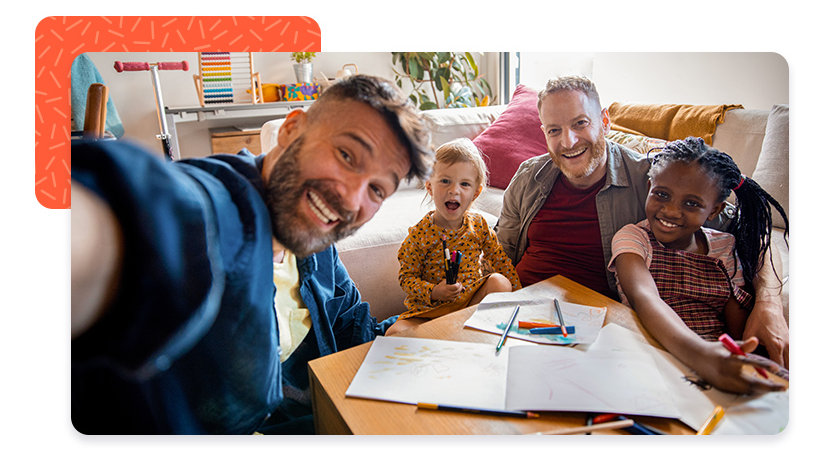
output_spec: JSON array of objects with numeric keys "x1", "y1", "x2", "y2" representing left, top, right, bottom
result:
[{"x1": 518, "y1": 321, "x2": 559, "y2": 329}]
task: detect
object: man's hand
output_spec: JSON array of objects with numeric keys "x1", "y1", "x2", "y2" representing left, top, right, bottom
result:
[
  {"x1": 746, "y1": 248, "x2": 789, "y2": 367},
  {"x1": 743, "y1": 300, "x2": 789, "y2": 367}
]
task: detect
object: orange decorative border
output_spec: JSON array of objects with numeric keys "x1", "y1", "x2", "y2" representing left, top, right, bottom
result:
[{"x1": 34, "y1": 16, "x2": 321, "y2": 209}]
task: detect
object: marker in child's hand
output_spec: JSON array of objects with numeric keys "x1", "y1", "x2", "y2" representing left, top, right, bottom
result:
[{"x1": 718, "y1": 334, "x2": 769, "y2": 379}]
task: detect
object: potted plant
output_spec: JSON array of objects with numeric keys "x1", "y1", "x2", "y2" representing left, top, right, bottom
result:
[
  {"x1": 291, "y1": 52, "x2": 316, "y2": 83},
  {"x1": 392, "y1": 52, "x2": 494, "y2": 110}
]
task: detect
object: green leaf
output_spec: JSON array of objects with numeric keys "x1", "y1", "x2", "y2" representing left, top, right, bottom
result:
[
  {"x1": 408, "y1": 57, "x2": 422, "y2": 81},
  {"x1": 419, "y1": 101, "x2": 438, "y2": 110},
  {"x1": 436, "y1": 52, "x2": 452, "y2": 63},
  {"x1": 439, "y1": 75, "x2": 451, "y2": 101}
]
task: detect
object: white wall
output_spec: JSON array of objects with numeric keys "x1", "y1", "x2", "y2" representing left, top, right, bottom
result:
[
  {"x1": 83, "y1": 51, "x2": 787, "y2": 158},
  {"x1": 85, "y1": 52, "x2": 398, "y2": 157},
  {"x1": 517, "y1": 52, "x2": 788, "y2": 110}
]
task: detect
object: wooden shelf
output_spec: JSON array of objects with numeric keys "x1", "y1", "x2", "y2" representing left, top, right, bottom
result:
[{"x1": 210, "y1": 127, "x2": 262, "y2": 155}]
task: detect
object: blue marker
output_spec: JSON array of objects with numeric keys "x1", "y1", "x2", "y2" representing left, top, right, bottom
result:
[{"x1": 529, "y1": 326, "x2": 575, "y2": 335}]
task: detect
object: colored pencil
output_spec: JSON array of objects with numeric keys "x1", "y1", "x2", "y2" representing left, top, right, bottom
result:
[
  {"x1": 528, "y1": 419, "x2": 635, "y2": 435},
  {"x1": 553, "y1": 298, "x2": 568, "y2": 337},
  {"x1": 591, "y1": 414, "x2": 666, "y2": 435},
  {"x1": 496, "y1": 305, "x2": 520, "y2": 354},
  {"x1": 696, "y1": 405, "x2": 725, "y2": 435},
  {"x1": 417, "y1": 402, "x2": 539, "y2": 419}
]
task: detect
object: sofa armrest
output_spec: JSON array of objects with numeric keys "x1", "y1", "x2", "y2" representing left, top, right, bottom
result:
[{"x1": 259, "y1": 118, "x2": 285, "y2": 155}]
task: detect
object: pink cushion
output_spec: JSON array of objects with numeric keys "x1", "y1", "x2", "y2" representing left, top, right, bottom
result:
[{"x1": 473, "y1": 84, "x2": 548, "y2": 189}]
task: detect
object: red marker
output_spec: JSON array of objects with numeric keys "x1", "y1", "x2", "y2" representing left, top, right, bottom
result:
[{"x1": 718, "y1": 334, "x2": 769, "y2": 379}]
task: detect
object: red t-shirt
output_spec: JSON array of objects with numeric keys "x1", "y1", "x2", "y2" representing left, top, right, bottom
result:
[{"x1": 515, "y1": 174, "x2": 615, "y2": 298}]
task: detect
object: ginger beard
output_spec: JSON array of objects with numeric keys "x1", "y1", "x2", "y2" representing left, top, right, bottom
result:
[
  {"x1": 264, "y1": 136, "x2": 359, "y2": 258},
  {"x1": 549, "y1": 125, "x2": 608, "y2": 181}
]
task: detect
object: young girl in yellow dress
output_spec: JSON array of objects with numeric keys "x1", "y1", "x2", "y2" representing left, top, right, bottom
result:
[{"x1": 389, "y1": 138, "x2": 521, "y2": 333}]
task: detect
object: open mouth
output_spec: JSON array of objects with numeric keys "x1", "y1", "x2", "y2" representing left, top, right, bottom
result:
[
  {"x1": 562, "y1": 147, "x2": 587, "y2": 159},
  {"x1": 307, "y1": 190, "x2": 341, "y2": 226},
  {"x1": 445, "y1": 201, "x2": 461, "y2": 212}
]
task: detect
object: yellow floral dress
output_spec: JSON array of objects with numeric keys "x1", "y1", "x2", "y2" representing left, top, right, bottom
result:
[{"x1": 397, "y1": 211, "x2": 521, "y2": 318}]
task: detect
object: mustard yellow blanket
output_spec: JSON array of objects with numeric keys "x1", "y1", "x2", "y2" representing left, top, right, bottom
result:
[{"x1": 608, "y1": 102, "x2": 743, "y2": 146}]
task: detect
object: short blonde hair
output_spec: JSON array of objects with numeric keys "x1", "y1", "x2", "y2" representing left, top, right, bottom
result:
[{"x1": 433, "y1": 138, "x2": 489, "y2": 189}]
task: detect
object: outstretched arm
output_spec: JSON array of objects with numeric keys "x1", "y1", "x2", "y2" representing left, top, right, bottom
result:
[
  {"x1": 615, "y1": 252, "x2": 785, "y2": 394},
  {"x1": 744, "y1": 247, "x2": 789, "y2": 367},
  {"x1": 71, "y1": 183, "x2": 124, "y2": 338}
]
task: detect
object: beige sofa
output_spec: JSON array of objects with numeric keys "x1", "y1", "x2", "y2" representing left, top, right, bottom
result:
[{"x1": 260, "y1": 103, "x2": 789, "y2": 322}]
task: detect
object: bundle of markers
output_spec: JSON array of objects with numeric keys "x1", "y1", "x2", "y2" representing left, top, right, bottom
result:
[{"x1": 443, "y1": 237, "x2": 463, "y2": 285}]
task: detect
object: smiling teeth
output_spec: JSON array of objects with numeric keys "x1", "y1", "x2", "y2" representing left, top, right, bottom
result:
[
  {"x1": 658, "y1": 219, "x2": 679, "y2": 228},
  {"x1": 308, "y1": 191, "x2": 339, "y2": 224},
  {"x1": 563, "y1": 148, "x2": 585, "y2": 158}
]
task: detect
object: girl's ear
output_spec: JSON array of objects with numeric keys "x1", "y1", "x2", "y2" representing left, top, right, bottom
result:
[
  {"x1": 474, "y1": 184, "x2": 483, "y2": 200},
  {"x1": 707, "y1": 201, "x2": 727, "y2": 221},
  {"x1": 425, "y1": 179, "x2": 433, "y2": 197}
]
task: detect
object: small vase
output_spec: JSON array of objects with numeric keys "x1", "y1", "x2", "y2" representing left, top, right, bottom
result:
[{"x1": 293, "y1": 62, "x2": 313, "y2": 83}]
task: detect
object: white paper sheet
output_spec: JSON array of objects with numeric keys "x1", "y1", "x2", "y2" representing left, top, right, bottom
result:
[
  {"x1": 587, "y1": 323, "x2": 789, "y2": 434},
  {"x1": 345, "y1": 336, "x2": 509, "y2": 410},
  {"x1": 504, "y1": 345, "x2": 680, "y2": 418},
  {"x1": 463, "y1": 291, "x2": 606, "y2": 345}
]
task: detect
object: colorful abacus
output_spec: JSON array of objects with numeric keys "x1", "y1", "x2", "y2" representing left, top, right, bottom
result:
[{"x1": 195, "y1": 52, "x2": 261, "y2": 106}]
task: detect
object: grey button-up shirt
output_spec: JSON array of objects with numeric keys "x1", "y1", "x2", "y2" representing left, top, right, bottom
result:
[{"x1": 496, "y1": 140, "x2": 732, "y2": 295}]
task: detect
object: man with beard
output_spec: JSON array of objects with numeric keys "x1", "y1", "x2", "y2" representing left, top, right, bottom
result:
[
  {"x1": 496, "y1": 75, "x2": 788, "y2": 368},
  {"x1": 71, "y1": 75, "x2": 432, "y2": 434}
]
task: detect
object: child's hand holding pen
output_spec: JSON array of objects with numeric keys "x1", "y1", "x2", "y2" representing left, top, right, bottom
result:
[
  {"x1": 693, "y1": 337, "x2": 788, "y2": 394},
  {"x1": 430, "y1": 279, "x2": 462, "y2": 302}
]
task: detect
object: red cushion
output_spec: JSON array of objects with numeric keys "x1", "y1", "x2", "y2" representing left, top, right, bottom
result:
[{"x1": 473, "y1": 84, "x2": 548, "y2": 189}]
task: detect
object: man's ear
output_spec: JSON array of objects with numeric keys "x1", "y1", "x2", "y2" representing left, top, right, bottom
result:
[
  {"x1": 601, "y1": 108, "x2": 611, "y2": 134},
  {"x1": 707, "y1": 201, "x2": 727, "y2": 221},
  {"x1": 276, "y1": 109, "x2": 307, "y2": 148}
]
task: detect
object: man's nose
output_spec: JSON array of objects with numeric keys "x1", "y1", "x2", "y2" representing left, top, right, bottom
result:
[
  {"x1": 561, "y1": 129, "x2": 578, "y2": 149},
  {"x1": 340, "y1": 175, "x2": 368, "y2": 218}
]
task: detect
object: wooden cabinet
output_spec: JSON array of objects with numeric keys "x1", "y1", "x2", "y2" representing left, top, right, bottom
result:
[{"x1": 210, "y1": 127, "x2": 262, "y2": 155}]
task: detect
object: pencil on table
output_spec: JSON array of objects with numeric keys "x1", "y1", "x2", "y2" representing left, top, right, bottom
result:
[
  {"x1": 553, "y1": 298, "x2": 568, "y2": 337},
  {"x1": 528, "y1": 419, "x2": 636, "y2": 435}
]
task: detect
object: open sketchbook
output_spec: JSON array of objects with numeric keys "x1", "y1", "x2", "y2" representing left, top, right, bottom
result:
[
  {"x1": 345, "y1": 333, "x2": 680, "y2": 419},
  {"x1": 346, "y1": 324, "x2": 788, "y2": 433},
  {"x1": 463, "y1": 291, "x2": 606, "y2": 345}
]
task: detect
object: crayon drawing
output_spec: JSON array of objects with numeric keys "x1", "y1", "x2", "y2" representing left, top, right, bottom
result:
[{"x1": 346, "y1": 336, "x2": 509, "y2": 410}]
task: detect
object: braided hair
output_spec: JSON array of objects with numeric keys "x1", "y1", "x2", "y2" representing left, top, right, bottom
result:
[{"x1": 648, "y1": 137, "x2": 789, "y2": 291}]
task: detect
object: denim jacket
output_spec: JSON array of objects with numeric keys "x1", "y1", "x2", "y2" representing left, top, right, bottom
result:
[{"x1": 72, "y1": 140, "x2": 392, "y2": 434}]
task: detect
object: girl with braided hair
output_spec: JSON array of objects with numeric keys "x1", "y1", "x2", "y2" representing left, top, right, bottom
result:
[{"x1": 609, "y1": 137, "x2": 788, "y2": 394}]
